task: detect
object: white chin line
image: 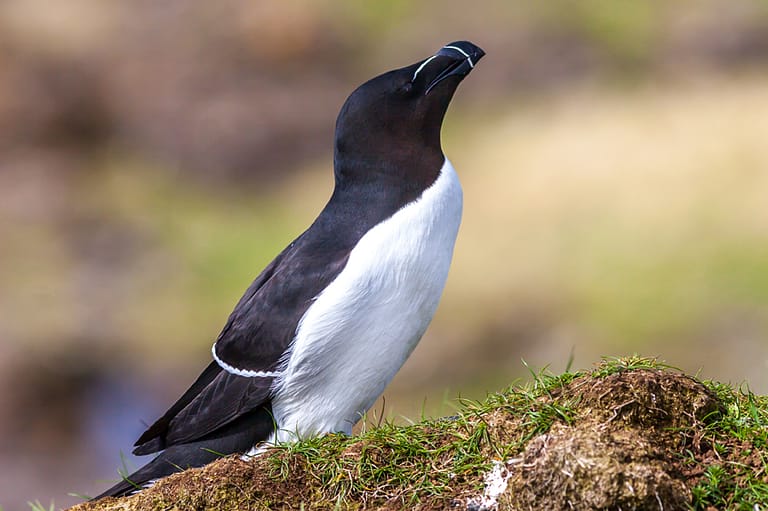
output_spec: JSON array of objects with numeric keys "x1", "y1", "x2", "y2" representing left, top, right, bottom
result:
[{"x1": 411, "y1": 46, "x2": 474, "y2": 82}]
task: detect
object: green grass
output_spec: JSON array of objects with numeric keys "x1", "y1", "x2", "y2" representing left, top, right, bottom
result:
[
  {"x1": 270, "y1": 415, "x2": 492, "y2": 505},
  {"x1": 265, "y1": 356, "x2": 768, "y2": 509},
  {"x1": 688, "y1": 380, "x2": 768, "y2": 509},
  {"x1": 254, "y1": 365, "x2": 583, "y2": 507},
  {"x1": 28, "y1": 501, "x2": 55, "y2": 511},
  {"x1": 267, "y1": 357, "x2": 639, "y2": 506},
  {"x1": 69, "y1": 356, "x2": 768, "y2": 510}
]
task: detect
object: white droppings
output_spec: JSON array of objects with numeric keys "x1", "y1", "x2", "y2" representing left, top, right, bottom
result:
[{"x1": 466, "y1": 459, "x2": 519, "y2": 510}]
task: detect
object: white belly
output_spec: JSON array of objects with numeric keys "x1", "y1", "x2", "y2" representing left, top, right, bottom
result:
[{"x1": 270, "y1": 159, "x2": 463, "y2": 442}]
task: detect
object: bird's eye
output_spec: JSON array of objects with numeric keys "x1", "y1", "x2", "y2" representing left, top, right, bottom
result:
[{"x1": 397, "y1": 82, "x2": 414, "y2": 96}]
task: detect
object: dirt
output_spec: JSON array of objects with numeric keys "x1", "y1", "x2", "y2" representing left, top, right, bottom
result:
[
  {"x1": 499, "y1": 370, "x2": 723, "y2": 510},
  {"x1": 69, "y1": 368, "x2": 747, "y2": 511}
]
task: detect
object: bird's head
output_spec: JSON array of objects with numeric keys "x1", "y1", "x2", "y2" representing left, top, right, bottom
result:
[{"x1": 334, "y1": 41, "x2": 484, "y2": 183}]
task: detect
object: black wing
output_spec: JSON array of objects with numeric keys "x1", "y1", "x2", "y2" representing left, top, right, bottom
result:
[
  {"x1": 131, "y1": 179, "x2": 418, "y2": 456},
  {"x1": 100, "y1": 406, "x2": 275, "y2": 498},
  {"x1": 133, "y1": 360, "x2": 222, "y2": 454},
  {"x1": 132, "y1": 226, "x2": 352, "y2": 455}
]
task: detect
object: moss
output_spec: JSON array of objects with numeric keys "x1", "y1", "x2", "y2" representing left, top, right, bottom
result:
[{"x1": 68, "y1": 357, "x2": 768, "y2": 510}]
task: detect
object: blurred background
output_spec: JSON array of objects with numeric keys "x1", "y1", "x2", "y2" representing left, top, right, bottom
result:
[{"x1": 1, "y1": 0, "x2": 768, "y2": 507}]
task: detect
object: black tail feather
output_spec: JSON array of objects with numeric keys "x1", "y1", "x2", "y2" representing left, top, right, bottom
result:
[
  {"x1": 95, "y1": 406, "x2": 274, "y2": 499},
  {"x1": 133, "y1": 361, "x2": 223, "y2": 455}
]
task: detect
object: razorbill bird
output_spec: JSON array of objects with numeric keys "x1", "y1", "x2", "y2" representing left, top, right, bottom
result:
[{"x1": 95, "y1": 40, "x2": 484, "y2": 499}]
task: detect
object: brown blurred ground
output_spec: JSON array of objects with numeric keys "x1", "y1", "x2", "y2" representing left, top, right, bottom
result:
[{"x1": 1, "y1": 1, "x2": 768, "y2": 508}]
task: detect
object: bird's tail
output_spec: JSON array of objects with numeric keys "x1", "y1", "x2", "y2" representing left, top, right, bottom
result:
[
  {"x1": 95, "y1": 407, "x2": 275, "y2": 499},
  {"x1": 94, "y1": 447, "x2": 196, "y2": 499}
]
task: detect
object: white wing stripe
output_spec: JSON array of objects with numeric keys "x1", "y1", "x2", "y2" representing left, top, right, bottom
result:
[{"x1": 211, "y1": 343, "x2": 282, "y2": 378}]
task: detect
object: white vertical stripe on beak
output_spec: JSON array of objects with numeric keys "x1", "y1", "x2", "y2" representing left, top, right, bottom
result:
[{"x1": 442, "y1": 45, "x2": 474, "y2": 68}]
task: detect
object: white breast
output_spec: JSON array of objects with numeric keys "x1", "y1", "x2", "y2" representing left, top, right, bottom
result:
[{"x1": 270, "y1": 158, "x2": 463, "y2": 442}]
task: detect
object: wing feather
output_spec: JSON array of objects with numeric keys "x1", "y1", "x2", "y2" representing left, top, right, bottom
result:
[{"x1": 132, "y1": 228, "x2": 352, "y2": 454}]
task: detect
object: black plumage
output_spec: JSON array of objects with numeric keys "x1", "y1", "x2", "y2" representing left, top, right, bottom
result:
[{"x1": 95, "y1": 40, "x2": 484, "y2": 499}]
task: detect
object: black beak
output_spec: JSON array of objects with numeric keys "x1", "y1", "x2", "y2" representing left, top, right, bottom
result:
[{"x1": 424, "y1": 41, "x2": 485, "y2": 95}]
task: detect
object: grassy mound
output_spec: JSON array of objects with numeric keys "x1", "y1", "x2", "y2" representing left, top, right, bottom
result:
[{"x1": 69, "y1": 357, "x2": 768, "y2": 510}]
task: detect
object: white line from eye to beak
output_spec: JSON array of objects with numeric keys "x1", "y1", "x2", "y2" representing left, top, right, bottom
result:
[{"x1": 412, "y1": 55, "x2": 438, "y2": 81}]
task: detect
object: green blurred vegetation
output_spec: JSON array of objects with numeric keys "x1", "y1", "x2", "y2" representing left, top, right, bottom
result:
[
  {"x1": 79, "y1": 158, "x2": 312, "y2": 360},
  {"x1": 432, "y1": 76, "x2": 768, "y2": 396},
  {"x1": 1, "y1": 0, "x2": 768, "y2": 507}
]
